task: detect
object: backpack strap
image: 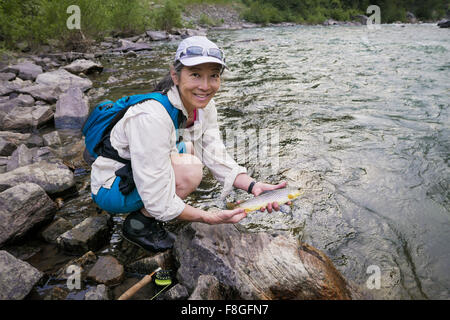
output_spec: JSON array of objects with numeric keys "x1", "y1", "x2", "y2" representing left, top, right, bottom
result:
[{"x1": 95, "y1": 92, "x2": 184, "y2": 195}]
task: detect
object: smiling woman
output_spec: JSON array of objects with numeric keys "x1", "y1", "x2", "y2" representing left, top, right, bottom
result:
[{"x1": 89, "y1": 36, "x2": 288, "y2": 253}]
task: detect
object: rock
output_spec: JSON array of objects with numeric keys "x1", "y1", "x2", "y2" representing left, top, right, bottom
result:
[
  {"x1": 163, "y1": 283, "x2": 189, "y2": 300},
  {"x1": 40, "y1": 217, "x2": 74, "y2": 244},
  {"x1": 1, "y1": 107, "x2": 34, "y2": 131},
  {"x1": 32, "y1": 105, "x2": 54, "y2": 127},
  {"x1": 0, "y1": 250, "x2": 44, "y2": 299},
  {"x1": 114, "y1": 39, "x2": 152, "y2": 52},
  {"x1": 63, "y1": 59, "x2": 103, "y2": 75},
  {"x1": 126, "y1": 250, "x2": 173, "y2": 274},
  {"x1": 0, "y1": 131, "x2": 38, "y2": 156},
  {"x1": 124, "y1": 51, "x2": 137, "y2": 58},
  {"x1": 6, "y1": 144, "x2": 33, "y2": 171},
  {"x1": 4, "y1": 62, "x2": 43, "y2": 81},
  {"x1": 0, "y1": 160, "x2": 75, "y2": 195},
  {"x1": 84, "y1": 284, "x2": 110, "y2": 300},
  {"x1": 323, "y1": 19, "x2": 340, "y2": 26},
  {"x1": 0, "y1": 156, "x2": 8, "y2": 173},
  {"x1": 106, "y1": 76, "x2": 119, "y2": 84},
  {"x1": 0, "y1": 138, "x2": 17, "y2": 156},
  {"x1": 0, "y1": 183, "x2": 57, "y2": 246},
  {"x1": 31, "y1": 146, "x2": 56, "y2": 163},
  {"x1": 17, "y1": 83, "x2": 61, "y2": 103},
  {"x1": 437, "y1": 20, "x2": 450, "y2": 28},
  {"x1": 353, "y1": 15, "x2": 368, "y2": 25},
  {"x1": 56, "y1": 214, "x2": 112, "y2": 254},
  {"x1": 406, "y1": 12, "x2": 417, "y2": 23},
  {"x1": 0, "y1": 80, "x2": 23, "y2": 96},
  {"x1": 1, "y1": 105, "x2": 54, "y2": 131},
  {"x1": 174, "y1": 223, "x2": 355, "y2": 299},
  {"x1": 54, "y1": 87, "x2": 89, "y2": 130},
  {"x1": 36, "y1": 68, "x2": 93, "y2": 93},
  {"x1": 188, "y1": 274, "x2": 230, "y2": 300},
  {"x1": 146, "y1": 30, "x2": 170, "y2": 41},
  {"x1": 42, "y1": 131, "x2": 62, "y2": 147},
  {"x1": 0, "y1": 73, "x2": 16, "y2": 81},
  {"x1": 43, "y1": 286, "x2": 70, "y2": 300},
  {"x1": 87, "y1": 255, "x2": 124, "y2": 285},
  {"x1": 0, "y1": 94, "x2": 35, "y2": 113}
]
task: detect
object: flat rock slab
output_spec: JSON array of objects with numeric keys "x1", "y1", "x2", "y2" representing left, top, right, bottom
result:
[
  {"x1": 4, "y1": 62, "x2": 43, "y2": 81},
  {"x1": 87, "y1": 255, "x2": 124, "y2": 285},
  {"x1": 114, "y1": 39, "x2": 152, "y2": 52},
  {"x1": 56, "y1": 214, "x2": 112, "y2": 255},
  {"x1": 0, "y1": 160, "x2": 75, "y2": 195},
  {"x1": 0, "y1": 183, "x2": 56, "y2": 246},
  {"x1": 36, "y1": 68, "x2": 92, "y2": 93},
  {"x1": 0, "y1": 250, "x2": 43, "y2": 299},
  {"x1": 63, "y1": 59, "x2": 103, "y2": 75}
]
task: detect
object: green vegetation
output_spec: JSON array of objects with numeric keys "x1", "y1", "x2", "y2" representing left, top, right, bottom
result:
[
  {"x1": 0, "y1": 0, "x2": 448, "y2": 51},
  {"x1": 241, "y1": 0, "x2": 449, "y2": 25}
]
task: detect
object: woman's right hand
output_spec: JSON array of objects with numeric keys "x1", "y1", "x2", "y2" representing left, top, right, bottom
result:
[{"x1": 207, "y1": 208, "x2": 247, "y2": 225}]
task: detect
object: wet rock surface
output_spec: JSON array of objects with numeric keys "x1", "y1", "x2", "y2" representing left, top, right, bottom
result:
[
  {"x1": 0, "y1": 183, "x2": 57, "y2": 246},
  {"x1": 56, "y1": 214, "x2": 112, "y2": 255},
  {"x1": 0, "y1": 250, "x2": 43, "y2": 300},
  {"x1": 86, "y1": 255, "x2": 124, "y2": 286}
]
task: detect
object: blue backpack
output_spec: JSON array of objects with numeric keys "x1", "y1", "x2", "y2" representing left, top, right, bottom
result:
[
  {"x1": 82, "y1": 92, "x2": 184, "y2": 195},
  {"x1": 83, "y1": 92, "x2": 182, "y2": 160}
]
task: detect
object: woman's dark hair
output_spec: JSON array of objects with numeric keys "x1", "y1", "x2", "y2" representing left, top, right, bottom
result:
[
  {"x1": 152, "y1": 60, "x2": 225, "y2": 94},
  {"x1": 152, "y1": 60, "x2": 184, "y2": 94}
]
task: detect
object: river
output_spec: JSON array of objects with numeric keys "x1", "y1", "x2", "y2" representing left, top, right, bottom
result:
[{"x1": 59, "y1": 23, "x2": 449, "y2": 299}]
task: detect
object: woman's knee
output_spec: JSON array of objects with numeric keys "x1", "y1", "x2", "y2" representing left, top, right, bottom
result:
[{"x1": 171, "y1": 153, "x2": 203, "y2": 198}]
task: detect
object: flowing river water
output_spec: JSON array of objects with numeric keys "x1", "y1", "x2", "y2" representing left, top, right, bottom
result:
[{"x1": 33, "y1": 23, "x2": 449, "y2": 299}]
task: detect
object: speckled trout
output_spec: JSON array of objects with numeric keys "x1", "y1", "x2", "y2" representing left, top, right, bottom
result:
[{"x1": 228, "y1": 188, "x2": 303, "y2": 213}]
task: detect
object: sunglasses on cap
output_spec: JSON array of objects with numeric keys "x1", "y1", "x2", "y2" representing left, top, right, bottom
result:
[{"x1": 179, "y1": 46, "x2": 225, "y2": 63}]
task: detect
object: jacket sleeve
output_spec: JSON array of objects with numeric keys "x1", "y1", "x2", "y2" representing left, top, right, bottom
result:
[
  {"x1": 123, "y1": 111, "x2": 185, "y2": 221},
  {"x1": 194, "y1": 103, "x2": 247, "y2": 199}
]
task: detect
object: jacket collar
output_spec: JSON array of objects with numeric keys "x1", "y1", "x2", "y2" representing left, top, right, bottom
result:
[{"x1": 167, "y1": 85, "x2": 189, "y2": 119}]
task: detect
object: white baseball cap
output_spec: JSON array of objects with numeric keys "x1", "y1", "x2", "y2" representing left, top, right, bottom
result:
[{"x1": 175, "y1": 36, "x2": 227, "y2": 69}]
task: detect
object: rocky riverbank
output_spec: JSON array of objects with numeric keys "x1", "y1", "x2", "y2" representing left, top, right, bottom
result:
[{"x1": 0, "y1": 16, "x2": 377, "y2": 300}]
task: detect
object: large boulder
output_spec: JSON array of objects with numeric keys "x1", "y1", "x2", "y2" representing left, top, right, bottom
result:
[
  {"x1": 35, "y1": 68, "x2": 92, "y2": 93},
  {"x1": 1, "y1": 105, "x2": 54, "y2": 131},
  {"x1": 0, "y1": 160, "x2": 75, "y2": 195},
  {"x1": 17, "y1": 83, "x2": 61, "y2": 104},
  {"x1": 63, "y1": 59, "x2": 103, "y2": 75},
  {"x1": 4, "y1": 62, "x2": 43, "y2": 81},
  {"x1": 54, "y1": 87, "x2": 89, "y2": 130},
  {"x1": 174, "y1": 223, "x2": 356, "y2": 300},
  {"x1": 0, "y1": 183, "x2": 57, "y2": 246},
  {"x1": 0, "y1": 250, "x2": 43, "y2": 299}
]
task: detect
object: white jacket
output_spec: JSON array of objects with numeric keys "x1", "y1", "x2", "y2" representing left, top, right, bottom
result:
[{"x1": 90, "y1": 85, "x2": 246, "y2": 221}]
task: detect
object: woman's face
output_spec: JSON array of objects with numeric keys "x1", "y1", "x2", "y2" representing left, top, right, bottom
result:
[{"x1": 171, "y1": 62, "x2": 222, "y2": 112}]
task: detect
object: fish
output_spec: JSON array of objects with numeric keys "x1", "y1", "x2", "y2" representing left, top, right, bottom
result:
[{"x1": 227, "y1": 188, "x2": 303, "y2": 213}]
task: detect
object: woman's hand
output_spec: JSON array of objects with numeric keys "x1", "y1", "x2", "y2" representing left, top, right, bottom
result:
[
  {"x1": 206, "y1": 208, "x2": 247, "y2": 225},
  {"x1": 252, "y1": 181, "x2": 291, "y2": 213}
]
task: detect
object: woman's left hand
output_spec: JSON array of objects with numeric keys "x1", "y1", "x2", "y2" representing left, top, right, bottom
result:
[{"x1": 235, "y1": 181, "x2": 289, "y2": 213}]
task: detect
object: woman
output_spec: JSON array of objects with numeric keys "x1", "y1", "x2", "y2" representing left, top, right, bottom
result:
[{"x1": 90, "y1": 36, "x2": 288, "y2": 252}]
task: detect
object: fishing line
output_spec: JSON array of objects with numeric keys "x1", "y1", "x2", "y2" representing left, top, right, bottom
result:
[{"x1": 150, "y1": 283, "x2": 171, "y2": 300}]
